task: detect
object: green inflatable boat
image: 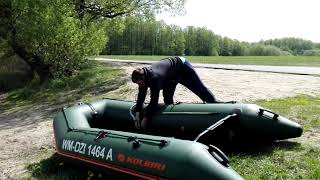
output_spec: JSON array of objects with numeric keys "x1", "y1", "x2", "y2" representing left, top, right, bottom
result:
[{"x1": 53, "y1": 99, "x2": 303, "y2": 179}]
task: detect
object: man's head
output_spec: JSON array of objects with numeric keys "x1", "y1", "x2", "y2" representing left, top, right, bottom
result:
[{"x1": 131, "y1": 68, "x2": 145, "y2": 87}]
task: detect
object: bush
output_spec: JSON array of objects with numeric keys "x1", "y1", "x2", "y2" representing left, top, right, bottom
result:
[
  {"x1": 245, "y1": 45, "x2": 292, "y2": 56},
  {"x1": 12, "y1": 0, "x2": 107, "y2": 78},
  {"x1": 303, "y1": 49, "x2": 320, "y2": 56}
]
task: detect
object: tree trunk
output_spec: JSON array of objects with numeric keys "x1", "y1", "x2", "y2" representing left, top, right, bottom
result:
[
  {"x1": 31, "y1": 55, "x2": 52, "y2": 83},
  {"x1": 4, "y1": 0, "x2": 51, "y2": 84},
  {"x1": 11, "y1": 42, "x2": 52, "y2": 83}
]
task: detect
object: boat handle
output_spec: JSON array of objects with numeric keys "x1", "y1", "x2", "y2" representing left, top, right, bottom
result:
[
  {"x1": 258, "y1": 108, "x2": 279, "y2": 120},
  {"x1": 132, "y1": 139, "x2": 140, "y2": 148},
  {"x1": 159, "y1": 140, "x2": 168, "y2": 147},
  {"x1": 208, "y1": 145, "x2": 229, "y2": 167},
  {"x1": 127, "y1": 136, "x2": 168, "y2": 148},
  {"x1": 128, "y1": 136, "x2": 141, "y2": 148},
  {"x1": 95, "y1": 130, "x2": 109, "y2": 141},
  {"x1": 85, "y1": 103, "x2": 99, "y2": 119}
]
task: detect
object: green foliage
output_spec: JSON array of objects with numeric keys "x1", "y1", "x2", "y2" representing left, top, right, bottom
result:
[
  {"x1": 0, "y1": 0, "x2": 12, "y2": 39},
  {"x1": 0, "y1": 40, "x2": 10, "y2": 59},
  {"x1": 185, "y1": 27, "x2": 220, "y2": 56},
  {"x1": 219, "y1": 37, "x2": 234, "y2": 56},
  {"x1": 245, "y1": 44, "x2": 291, "y2": 56},
  {"x1": 73, "y1": 0, "x2": 185, "y2": 19},
  {"x1": 104, "y1": 16, "x2": 318, "y2": 56},
  {"x1": 303, "y1": 49, "x2": 320, "y2": 56},
  {"x1": 12, "y1": 0, "x2": 107, "y2": 78},
  {"x1": 262, "y1": 38, "x2": 314, "y2": 55},
  {"x1": 105, "y1": 16, "x2": 186, "y2": 56},
  {"x1": 104, "y1": 17, "x2": 230, "y2": 56}
]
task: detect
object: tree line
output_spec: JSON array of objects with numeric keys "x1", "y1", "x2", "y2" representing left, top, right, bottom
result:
[{"x1": 104, "y1": 16, "x2": 320, "y2": 56}]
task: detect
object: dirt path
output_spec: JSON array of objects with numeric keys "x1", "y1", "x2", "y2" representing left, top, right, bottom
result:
[{"x1": 1, "y1": 64, "x2": 320, "y2": 179}]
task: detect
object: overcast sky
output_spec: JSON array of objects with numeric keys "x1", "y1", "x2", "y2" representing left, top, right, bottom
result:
[{"x1": 156, "y1": 0, "x2": 320, "y2": 43}]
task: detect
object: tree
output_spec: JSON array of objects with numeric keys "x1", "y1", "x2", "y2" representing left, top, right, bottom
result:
[
  {"x1": 245, "y1": 44, "x2": 290, "y2": 56},
  {"x1": 303, "y1": 49, "x2": 320, "y2": 56},
  {"x1": 262, "y1": 37, "x2": 314, "y2": 55},
  {"x1": 73, "y1": 0, "x2": 186, "y2": 19},
  {"x1": 184, "y1": 26, "x2": 196, "y2": 55},
  {"x1": 10, "y1": 0, "x2": 107, "y2": 82},
  {"x1": 0, "y1": 0, "x2": 13, "y2": 56},
  {"x1": 171, "y1": 25, "x2": 185, "y2": 55},
  {"x1": 3, "y1": 0, "x2": 186, "y2": 82},
  {"x1": 219, "y1": 37, "x2": 232, "y2": 56}
]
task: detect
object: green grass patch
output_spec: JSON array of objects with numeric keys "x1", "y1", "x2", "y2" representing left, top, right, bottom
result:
[
  {"x1": 230, "y1": 145, "x2": 320, "y2": 179},
  {"x1": 96, "y1": 55, "x2": 320, "y2": 67},
  {"x1": 228, "y1": 95, "x2": 320, "y2": 179},
  {"x1": 26, "y1": 153, "x2": 93, "y2": 180},
  {"x1": 25, "y1": 151, "x2": 126, "y2": 180},
  {"x1": 1, "y1": 61, "x2": 126, "y2": 112},
  {"x1": 255, "y1": 96, "x2": 320, "y2": 131}
]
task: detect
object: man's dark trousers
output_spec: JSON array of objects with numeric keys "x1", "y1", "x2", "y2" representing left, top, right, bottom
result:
[{"x1": 163, "y1": 59, "x2": 216, "y2": 104}]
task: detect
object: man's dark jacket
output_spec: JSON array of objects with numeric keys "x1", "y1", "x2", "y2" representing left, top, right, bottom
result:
[{"x1": 136, "y1": 56, "x2": 184, "y2": 118}]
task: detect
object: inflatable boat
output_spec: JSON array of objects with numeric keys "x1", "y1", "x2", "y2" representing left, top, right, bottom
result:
[{"x1": 53, "y1": 99, "x2": 303, "y2": 179}]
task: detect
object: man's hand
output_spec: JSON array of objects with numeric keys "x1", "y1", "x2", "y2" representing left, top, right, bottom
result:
[{"x1": 134, "y1": 112, "x2": 141, "y2": 129}]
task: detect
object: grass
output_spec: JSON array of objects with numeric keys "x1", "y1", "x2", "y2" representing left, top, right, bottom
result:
[
  {"x1": 256, "y1": 96, "x2": 320, "y2": 131},
  {"x1": 0, "y1": 61, "x2": 127, "y2": 113},
  {"x1": 25, "y1": 151, "x2": 97, "y2": 180},
  {"x1": 230, "y1": 144, "x2": 320, "y2": 180},
  {"x1": 228, "y1": 95, "x2": 320, "y2": 179},
  {"x1": 26, "y1": 156, "x2": 96, "y2": 180},
  {"x1": 96, "y1": 55, "x2": 320, "y2": 67},
  {"x1": 230, "y1": 145, "x2": 320, "y2": 179}
]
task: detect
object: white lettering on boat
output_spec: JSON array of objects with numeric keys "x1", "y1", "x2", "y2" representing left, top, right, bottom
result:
[
  {"x1": 62, "y1": 139, "x2": 74, "y2": 151},
  {"x1": 74, "y1": 141, "x2": 86, "y2": 154},
  {"x1": 106, "y1": 148, "x2": 113, "y2": 161},
  {"x1": 61, "y1": 139, "x2": 113, "y2": 161}
]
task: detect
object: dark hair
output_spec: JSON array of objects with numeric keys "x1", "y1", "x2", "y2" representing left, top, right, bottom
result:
[{"x1": 131, "y1": 68, "x2": 144, "y2": 83}]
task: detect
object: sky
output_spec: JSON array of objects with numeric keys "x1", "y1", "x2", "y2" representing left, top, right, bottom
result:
[{"x1": 156, "y1": 0, "x2": 320, "y2": 43}]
